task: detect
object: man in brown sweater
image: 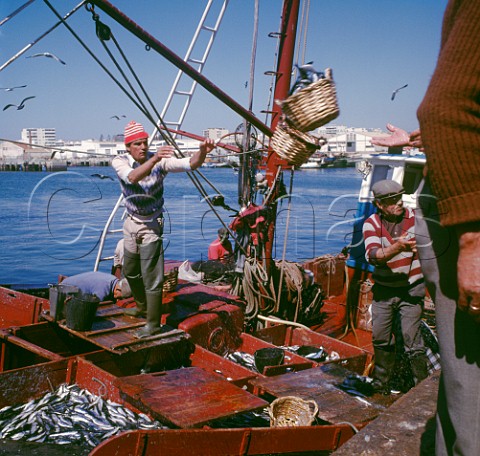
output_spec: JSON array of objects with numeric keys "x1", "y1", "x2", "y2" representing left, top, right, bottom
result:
[
  {"x1": 417, "y1": 2, "x2": 480, "y2": 455},
  {"x1": 374, "y1": 2, "x2": 480, "y2": 454}
]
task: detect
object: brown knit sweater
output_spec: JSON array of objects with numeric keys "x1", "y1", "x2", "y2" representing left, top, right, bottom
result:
[{"x1": 417, "y1": 0, "x2": 480, "y2": 227}]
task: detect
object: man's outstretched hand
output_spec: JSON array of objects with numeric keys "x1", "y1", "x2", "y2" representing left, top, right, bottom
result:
[{"x1": 371, "y1": 123, "x2": 411, "y2": 148}]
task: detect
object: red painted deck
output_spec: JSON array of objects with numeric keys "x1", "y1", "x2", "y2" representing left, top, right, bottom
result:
[
  {"x1": 115, "y1": 367, "x2": 269, "y2": 429},
  {"x1": 251, "y1": 363, "x2": 397, "y2": 427}
]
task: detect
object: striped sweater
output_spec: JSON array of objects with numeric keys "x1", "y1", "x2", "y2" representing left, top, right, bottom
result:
[
  {"x1": 363, "y1": 207, "x2": 423, "y2": 287},
  {"x1": 112, "y1": 152, "x2": 191, "y2": 221}
]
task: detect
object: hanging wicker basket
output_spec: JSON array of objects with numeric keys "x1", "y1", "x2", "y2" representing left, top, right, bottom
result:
[
  {"x1": 163, "y1": 267, "x2": 178, "y2": 293},
  {"x1": 268, "y1": 396, "x2": 319, "y2": 427},
  {"x1": 270, "y1": 120, "x2": 324, "y2": 167},
  {"x1": 279, "y1": 68, "x2": 340, "y2": 132}
]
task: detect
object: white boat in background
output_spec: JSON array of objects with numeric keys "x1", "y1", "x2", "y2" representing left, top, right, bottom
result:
[{"x1": 300, "y1": 154, "x2": 358, "y2": 169}]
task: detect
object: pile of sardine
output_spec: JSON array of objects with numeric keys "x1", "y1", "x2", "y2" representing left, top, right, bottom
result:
[
  {"x1": 226, "y1": 351, "x2": 258, "y2": 372},
  {"x1": 225, "y1": 345, "x2": 340, "y2": 372},
  {"x1": 0, "y1": 383, "x2": 167, "y2": 449},
  {"x1": 210, "y1": 409, "x2": 271, "y2": 429},
  {"x1": 280, "y1": 345, "x2": 340, "y2": 362}
]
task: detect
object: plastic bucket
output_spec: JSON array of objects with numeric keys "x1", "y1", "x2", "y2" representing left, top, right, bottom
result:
[
  {"x1": 65, "y1": 294, "x2": 100, "y2": 331},
  {"x1": 254, "y1": 347, "x2": 285, "y2": 373},
  {"x1": 49, "y1": 284, "x2": 79, "y2": 321}
]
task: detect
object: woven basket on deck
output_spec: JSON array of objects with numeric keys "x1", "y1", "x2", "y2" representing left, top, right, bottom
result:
[
  {"x1": 163, "y1": 267, "x2": 178, "y2": 293},
  {"x1": 268, "y1": 396, "x2": 318, "y2": 427},
  {"x1": 270, "y1": 120, "x2": 324, "y2": 167},
  {"x1": 279, "y1": 68, "x2": 340, "y2": 132}
]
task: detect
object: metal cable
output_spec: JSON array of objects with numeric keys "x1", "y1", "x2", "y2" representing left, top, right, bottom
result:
[
  {"x1": 0, "y1": 1, "x2": 86, "y2": 72},
  {"x1": 275, "y1": 169, "x2": 295, "y2": 313},
  {"x1": 42, "y1": 1, "x2": 246, "y2": 254},
  {"x1": 0, "y1": 0, "x2": 37, "y2": 28}
]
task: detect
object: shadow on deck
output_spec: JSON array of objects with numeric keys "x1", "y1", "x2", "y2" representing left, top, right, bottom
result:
[{"x1": 332, "y1": 369, "x2": 439, "y2": 456}]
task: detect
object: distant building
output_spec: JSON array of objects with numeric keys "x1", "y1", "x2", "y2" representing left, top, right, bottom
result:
[
  {"x1": 0, "y1": 140, "x2": 24, "y2": 158},
  {"x1": 203, "y1": 128, "x2": 229, "y2": 141},
  {"x1": 323, "y1": 132, "x2": 378, "y2": 154},
  {"x1": 21, "y1": 128, "x2": 56, "y2": 146}
]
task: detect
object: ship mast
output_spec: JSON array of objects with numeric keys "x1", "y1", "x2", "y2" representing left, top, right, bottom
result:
[
  {"x1": 263, "y1": 0, "x2": 300, "y2": 268},
  {"x1": 90, "y1": 0, "x2": 301, "y2": 268}
]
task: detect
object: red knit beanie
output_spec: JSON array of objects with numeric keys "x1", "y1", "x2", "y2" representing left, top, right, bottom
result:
[{"x1": 124, "y1": 121, "x2": 149, "y2": 145}]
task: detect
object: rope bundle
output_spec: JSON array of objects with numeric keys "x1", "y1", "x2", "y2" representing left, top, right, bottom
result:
[{"x1": 232, "y1": 258, "x2": 277, "y2": 321}]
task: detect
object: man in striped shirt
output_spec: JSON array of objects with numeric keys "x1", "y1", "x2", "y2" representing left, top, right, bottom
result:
[
  {"x1": 113, "y1": 121, "x2": 215, "y2": 338},
  {"x1": 363, "y1": 179, "x2": 428, "y2": 394}
]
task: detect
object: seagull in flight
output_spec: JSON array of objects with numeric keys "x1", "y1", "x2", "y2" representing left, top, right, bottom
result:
[
  {"x1": 3, "y1": 96, "x2": 36, "y2": 111},
  {"x1": 391, "y1": 84, "x2": 408, "y2": 101},
  {"x1": 26, "y1": 52, "x2": 66, "y2": 65},
  {"x1": 91, "y1": 173, "x2": 114, "y2": 181},
  {"x1": 110, "y1": 114, "x2": 126, "y2": 120},
  {"x1": 0, "y1": 85, "x2": 27, "y2": 92}
]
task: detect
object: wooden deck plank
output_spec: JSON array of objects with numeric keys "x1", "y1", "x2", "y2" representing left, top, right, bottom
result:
[
  {"x1": 40, "y1": 281, "x2": 244, "y2": 355},
  {"x1": 115, "y1": 367, "x2": 268, "y2": 429},
  {"x1": 331, "y1": 370, "x2": 439, "y2": 455},
  {"x1": 250, "y1": 363, "x2": 398, "y2": 426}
]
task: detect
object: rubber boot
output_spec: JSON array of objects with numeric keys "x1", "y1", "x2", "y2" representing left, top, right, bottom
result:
[
  {"x1": 410, "y1": 353, "x2": 429, "y2": 385},
  {"x1": 134, "y1": 241, "x2": 164, "y2": 337},
  {"x1": 135, "y1": 290, "x2": 163, "y2": 338},
  {"x1": 123, "y1": 248, "x2": 146, "y2": 318},
  {"x1": 371, "y1": 347, "x2": 396, "y2": 395}
]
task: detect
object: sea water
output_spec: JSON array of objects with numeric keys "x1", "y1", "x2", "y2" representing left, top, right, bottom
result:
[{"x1": 0, "y1": 166, "x2": 363, "y2": 287}]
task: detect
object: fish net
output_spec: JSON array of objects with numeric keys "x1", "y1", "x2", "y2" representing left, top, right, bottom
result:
[
  {"x1": 268, "y1": 396, "x2": 318, "y2": 427},
  {"x1": 279, "y1": 68, "x2": 340, "y2": 132}
]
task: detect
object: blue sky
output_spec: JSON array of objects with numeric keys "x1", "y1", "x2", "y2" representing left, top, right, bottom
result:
[{"x1": 0, "y1": 0, "x2": 448, "y2": 141}]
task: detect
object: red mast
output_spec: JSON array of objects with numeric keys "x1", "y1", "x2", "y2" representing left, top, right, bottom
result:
[
  {"x1": 263, "y1": 0, "x2": 300, "y2": 267},
  {"x1": 264, "y1": 0, "x2": 300, "y2": 184}
]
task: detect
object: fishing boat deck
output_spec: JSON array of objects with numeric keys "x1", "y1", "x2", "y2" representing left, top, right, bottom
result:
[
  {"x1": 331, "y1": 370, "x2": 439, "y2": 455},
  {"x1": 251, "y1": 362, "x2": 397, "y2": 427},
  {"x1": 116, "y1": 367, "x2": 269, "y2": 428},
  {"x1": 316, "y1": 296, "x2": 374, "y2": 355},
  {"x1": 0, "y1": 277, "x2": 439, "y2": 455}
]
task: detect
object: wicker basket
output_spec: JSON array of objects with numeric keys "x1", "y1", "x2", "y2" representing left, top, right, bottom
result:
[
  {"x1": 270, "y1": 121, "x2": 323, "y2": 167},
  {"x1": 268, "y1": 396, "x2": 318, "y2": 427},
  {"x1": 163, "y1": 267, "x2": 178, "y2": 293},
  {"x1": 280, "y1": 68, "x2": 340, "y2": 132}
]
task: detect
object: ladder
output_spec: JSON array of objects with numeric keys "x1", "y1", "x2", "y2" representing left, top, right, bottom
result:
[
  {"x1": 94, "y1": 0, "x2": 230, "y2": 271},
  {"x1": 153, "y1": 0, "x2": 230, "y2": 140}
]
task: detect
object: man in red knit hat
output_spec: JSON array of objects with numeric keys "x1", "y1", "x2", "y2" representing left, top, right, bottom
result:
[{"x1": 112, "y1": 121, "x2": 215, "y2": 337}]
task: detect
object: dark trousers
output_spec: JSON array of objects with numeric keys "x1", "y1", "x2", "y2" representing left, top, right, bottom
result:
[
  {"x1": 371, "y1": 282, "x2": 426, "y2": 357},
  {"x1": 416, "y1": 178, "x2": 480, "y2": 456}
]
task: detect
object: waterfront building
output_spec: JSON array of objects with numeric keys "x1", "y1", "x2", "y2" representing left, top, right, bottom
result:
[{"x1": 21, "y1": 128, "x2": 57, "y2": 147}]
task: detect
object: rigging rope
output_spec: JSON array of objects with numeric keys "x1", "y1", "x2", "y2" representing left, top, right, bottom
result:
[
  {"x1": 291, "y1": 0, "x2": 310, "y2": 81},
  {"x1": 0, "y1": 1, "x2": 86, "y2": 72},
  {"x1": 39, "y1": 1, "x2": 248, "y2": 257},
  {"x1": 261, "y1": 4, "x2": 284, "y2": 127},
  {"x1": 0, "y1": 0, "x2": 37, "y2": 28},
  {"x1": 0, "y1": 138, "x2": 114, "y2": 157},
  {"x1": 275, "y1": 168, "x2": 295, "y2": 314},
  {"x1": 238, "y1": 0, "x2": 260, "y2": 208}
]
